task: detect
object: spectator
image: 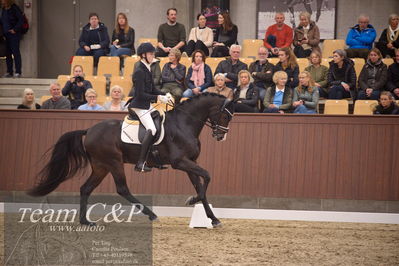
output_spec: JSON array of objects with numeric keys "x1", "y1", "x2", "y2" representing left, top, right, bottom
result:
[
  {"x1": 374, "y1": 91, "x2": 399, "y2": 115},
  {"x1": 183, "y1": 49, "x2": 213, "y2": 98},
  {"x1": 41, "y1": 83, "x2": 71, "y2": 110},
  {"x1": 1, "y1": 0, "x2": 24, "y2": 78},
  {"x1": 110, "y1": 12, "x2": 135, "y2": 57},
  {"x1": 186, "y1": 14, "x2": 213, "y2": 57},
  {"x1": 376, "y1": 14, "x2": 399, "y2": 58},
  {"x1": 78, "y1": 89, "x2": 104, "y2": 111},
  {"x1": 327, "y1": 49, "x2": 356, "y2": 99},
  {"x1": 215, "y1": 44, "x2": 248, "y2": 89},
  {"x1": 233, "y1": 70, "x2": 259, "y2": 113},
  {"x1": 156, "y1": 8, "x2": 186, "y2": 57},
  {"x1": 358, "y1": 48, "x2": 388, "y2": 100},
  {"x1": 345, "y1": 14, "x2": 376, "y2": 59},
  {"x1": 76, "y1": 13, "x2": 110, "y2": 67},
  {"x1": 248, "y1": 46, "x2": 274, "y2": 102},
  {"x1": 62, "y1": 65, "x2": 93, "y2": 109},
  {"x1": 207, "y1": 73, "x2": 233, "y2": 100},
  {"x1": 305, "y1": 51, "x2": 329, "y2": 98},
  {"x1": 292, "y1": 71, "x2": 319, "y2": 114},
  {"x1": 17, "y1": 88, "x2": 40, "y2": 109},
  {"x1": 263, "y1": 13, "x2": 293, "y2": 58},
  {"x1": 263, "y1": 71, "x2": 293, "y2": 113},
  {"x1": 293, "y1": 12, "x2": 321, "y2": 58},
  {"x1": 274, "y1": 47, "x2": 299, "y2": 89},
  {"x1": 161, "y1": 48, "x2": 186, "y2": 102},
  {"x1": 387, "y1": 48, "x2": 399, "y2": 100},
  {"x1": 211, "y1": 12, "x2": 238, "y2": 57},
  {"x1": 103, "y1": 85, "x2": 127, "y2": 111}
]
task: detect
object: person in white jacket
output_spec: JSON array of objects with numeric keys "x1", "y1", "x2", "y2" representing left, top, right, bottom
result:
[{"x1": 185, "y1": 14, "x2": 213, "y2": 56}]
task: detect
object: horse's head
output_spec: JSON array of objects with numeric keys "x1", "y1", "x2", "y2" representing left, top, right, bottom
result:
[{"x1": 209, "y1": 98, "x2": 234, "y2": 141}]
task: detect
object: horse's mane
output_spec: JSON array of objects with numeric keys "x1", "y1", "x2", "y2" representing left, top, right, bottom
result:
[{"x1": 167, "y1": 92, "x2": 227, "y2": 114}]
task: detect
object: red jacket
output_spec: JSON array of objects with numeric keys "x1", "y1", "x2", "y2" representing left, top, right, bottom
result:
[{"x1": 263, "y1": 24, "x2": 293, "y2": 49}]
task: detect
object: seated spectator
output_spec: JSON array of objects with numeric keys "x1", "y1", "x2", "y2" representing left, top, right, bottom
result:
[
  {"x1": 211, "y1": 12, "x2": 238, "y2": 57},
  {"x1": 62, "y1": 65, "x2": 93, "y2": 109},
  {"x1": 263, "y1": 13, "x2": 293, "y2": 58},
  {"x1": 376, "y1": 14, "x2": 399, "y2": 58},
  {"x1": 263, "y1": 71, "x2": 293, "y2": 113},
  {"x1": 103, "y1": 85, "x2": 127, "y2": 111},
  {"x1": 345, "y1": 14, "x2": 376, "y2": 59},
  {"x1": 274, "y1": 47, "x2": 299, "y2": 89},
  {"x1": 387, "y1": 48, "x2": 399, "y2": 100},
  {"x1": 76, "y1": 13, "x2": 110, "y2": 67},
  {"x1": 292, "y1": 71, "x2": 319, "y2": 114},
  {"x1": 156, "y1": 8, "x2": 186, "y2": 57},
  {"x1": 215, "y1": 45, "x2": 248, "y2": 89},
  {"x1": 17, "y1": 88, "x2": 40, "y2": 109},
  {"x1": 110, "y1": 12, "x2": 135, "y2": 57},
  {"x1": 186, "y1": 14, "x2": 213, "y2": 57},
  {"x1": 233, "y1": 70, "x2": 259, "y2": 113},
  {"x1": 358, "y1": 48, "x2": 388, "y2": 100},
  {"x1": 327, "y1": 49, "x2": 356, "y2": 99},
  {"x1": 248, "y1": 46, "x2": 274, "y2": 102},
  {"x1": 207, "y1": 73, "x2": 233, "y2": 100},
  {"x1": 374, "y1": 91, "x2": 399, "y2": 115},
  {"x1": 293, "y1": 12, "x2": 321, "y2": 58},
  {"x1": 305, "y1": 51, "x2": 329, "y2": 98},
  {"x1": 183, "y1": 49, "x2": 212, "y2": 98},
  {"x1": 78, "y1": 89, "x2": 104, "y2": 111},
  {"x1": 161, "y1": 48, "x2": 186, "y2": 102},
  {"x1": 41, "y1": 83, "x2": 71, "y2": 109}
]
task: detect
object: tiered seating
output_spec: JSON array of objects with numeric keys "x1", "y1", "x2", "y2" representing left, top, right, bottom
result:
[
  {"x1": 206, "y1": 57, "x2": 225, "y2": 74},
  {"x1": 158, "y1": 57, "x2": 169, "y2": 71},
  {"x1": 324, "y1": 100, "x2": 349, "y2": 114},
  {"x1": 297, "y1": 58, "x2": 309, "y2": 72},
  {"x1": 85, "y1": 76, "x2": 107, "y2": 97},
  {"x1": 40, "y1": 95, "x2": 52, "y2": 104},
  {"x1": 382, "y1": 58, "x2": 394, "y2": 66},
  {"x1": 71, "y1": 56, "x2": 94, "y2": 76},
  {"x1": 123, "y1": 56, "x2": 140, "y2": 78},
  {"x1": 57, "y1": 75, "x2": 71, "y2": 88},
  {"x1": 353, "y1": 100, "x2": 378, "y2": 115},
  {"x1": 239, "y1": 57, "x2": 255, "y2": 66},
  {"x1": 110, "y1": 76, "x2": 133, "y2": 93},
  {"x1": 322, "y1": 39, "x2": 346, "y2": 58},
  {"x1": 351, "y1": 58, "x2": 365, "y2": 79},
  {"x1": 138, "y1": 38, "x2": 158, "y2": 47},
  {"x1": 241, "y1": 39, "x2": 264, "y2": 58},
  {"x1": 268, "y1": 58, "x2": 279, "y2": 65},
  {"x1": 97, "y1": 56, "x2": 120, "y2": 77}
]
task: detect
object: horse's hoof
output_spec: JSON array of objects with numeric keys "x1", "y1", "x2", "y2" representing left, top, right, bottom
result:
[
  {"x1": 149, "y1": 215, "x2": 158, "y2": 222},
  {"x1": 80, "y1": 220, "x2": 96, "y2": 227},
  {"x1": 185, "y1": 196, "x2": 195, "y2": 206},
  {"x1": 212, "y1": 220, "x2": 222, "y2": 228}
]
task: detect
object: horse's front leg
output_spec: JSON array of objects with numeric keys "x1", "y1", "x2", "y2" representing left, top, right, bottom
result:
[{"x1": 173, "y1": 158, "x2": 221, "y2": 227}]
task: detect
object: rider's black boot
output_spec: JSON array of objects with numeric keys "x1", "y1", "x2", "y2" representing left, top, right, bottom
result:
[{"x1": 134, "y1": 130, "x2": 154, "y2": 172}]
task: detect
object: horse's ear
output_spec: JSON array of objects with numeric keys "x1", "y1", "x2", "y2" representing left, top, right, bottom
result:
[{"x1": 221, "y1": 98, "x2": 231, "y2": 111}]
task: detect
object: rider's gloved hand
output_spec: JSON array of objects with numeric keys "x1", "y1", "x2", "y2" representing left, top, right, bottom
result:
[
  {"x1": 165, "y1": 93, "x2": 173, "y2": 101},
  {"x1": 158, "y1": 95, "x2": 169, "y2": 104}
]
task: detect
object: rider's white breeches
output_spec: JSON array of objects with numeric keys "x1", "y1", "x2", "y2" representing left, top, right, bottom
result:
[{"x1": 132, "y1": 108, "x2": 157, "y2": 136}]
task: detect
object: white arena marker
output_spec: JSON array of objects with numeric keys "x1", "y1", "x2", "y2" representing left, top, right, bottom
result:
[{"x1": 189, "y1": 204, "x2": 213, "y2": 228}]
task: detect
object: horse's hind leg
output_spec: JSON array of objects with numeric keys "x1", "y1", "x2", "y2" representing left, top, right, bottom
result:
[
  {"x1": 110, "y1": 163, "x2": 158, "y2": 221},
  {"x1": 80, "y1": 161, "x2": 109, "y2": 225}
]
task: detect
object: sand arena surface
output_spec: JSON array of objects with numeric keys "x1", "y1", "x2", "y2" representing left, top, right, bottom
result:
[{"x1": 1, "y1": 214, "x2": 398, "y2": 265}]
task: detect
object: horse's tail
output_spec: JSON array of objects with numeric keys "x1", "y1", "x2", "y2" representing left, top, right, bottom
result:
[{"x1": 28, "y1": 130, "x2": 89, "y2": 197}]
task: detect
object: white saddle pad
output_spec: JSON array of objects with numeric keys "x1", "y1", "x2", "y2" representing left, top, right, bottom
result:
[{"x1": 121, "y1": 117, "x2": 165, "y2": 145}]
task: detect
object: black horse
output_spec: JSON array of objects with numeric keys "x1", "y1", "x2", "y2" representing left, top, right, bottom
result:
[{"x1": 28, "y1": 93, "x2": 234, "y2": 227}]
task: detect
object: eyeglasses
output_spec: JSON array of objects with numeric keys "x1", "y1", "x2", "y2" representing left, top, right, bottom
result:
[{"x1": 87, "y1": 96, "x2": 96, "y2": 99}]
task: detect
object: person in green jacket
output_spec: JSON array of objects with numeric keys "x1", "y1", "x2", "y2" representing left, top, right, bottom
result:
[{"x1": 304, "y1": 51, "x2": 329, "y2": 98}]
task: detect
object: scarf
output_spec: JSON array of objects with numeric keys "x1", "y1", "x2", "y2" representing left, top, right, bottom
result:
[
  {"x1": 190, "y1": 63, "x2": 205, "y2": 87},
  {"x1": 388, "y1": 26, "x2": 399, "y2": 42}
]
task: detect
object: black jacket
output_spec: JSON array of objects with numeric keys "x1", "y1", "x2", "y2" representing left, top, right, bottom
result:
[
  {"x1": 374, "y1": 102, "x2": 399, "y2": 115},
  {"x1": 328, "y1": 58, "x2": 357, "y2": 91},
  {"x1": 79, "y1": 22, "x2": 110, "y2": 50},
  {"x1": 111, "y1": 27, "x2": 135, "y2": 54},
  {"x1": 377, "y1": 28, "x2": 399, "y2": 50},
  {"x1": 358, "y1": 60, "x2": 388, "y2": 91},
  {"x1": 248, "y1": 60, "x2": 274, "y2": 89},
  {"x1": 274, "y1": 62, "x2": 299, "y2": 89},
  {"x1": 387, "y1": 62, "x2": 399, "y2": 92},
  {"x1": 214, "y1": 25, "x2": 238, "y2": 47},
  {"x1": 129, "y1": 61, "x2": 165, "y2": 109},
  {"x1": 62, "y1": 80, "x2": 93, "y2": 110},
  {"x1": 215, "y1": 58, "x2": 248, "y2": 89},
  {"x1": 233, "y1": 83, "x2": 259, "y2": 111},
  {"x1": 0, "y1": 4, "x2": 23, "y2": 33}
]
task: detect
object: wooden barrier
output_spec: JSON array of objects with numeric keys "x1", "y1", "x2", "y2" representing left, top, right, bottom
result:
[{"x1": 0, "y1": 110, "x2": 398, "y2": 201}]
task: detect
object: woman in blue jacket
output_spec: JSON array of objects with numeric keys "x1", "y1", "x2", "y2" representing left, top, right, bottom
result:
[{"x1": 183, "y1": 49, "x2": 213, "y2": 98}]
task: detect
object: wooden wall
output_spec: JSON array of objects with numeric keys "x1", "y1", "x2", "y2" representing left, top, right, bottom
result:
[{"x1": 0, "y1": 110, "x2": 398, "y2": 201}]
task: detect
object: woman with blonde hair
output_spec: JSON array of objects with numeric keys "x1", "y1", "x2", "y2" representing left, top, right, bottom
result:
[
  {"x1": 305, "y1": 51, "x2": 329, "y2": 98},
  {"x1": 292, "y1": 71, "x2": 319, "y2": 113},
  {"x1": 263, "y1": 71, "x2": 293, "y2": 113},
  {"x1": 62, "y1": 64, "x2": 93, "y2": 109},
  {"x1": 17, "y1": 88, "x2": 41, "y2": 109},
  {"x1": 110, "y1": 12, "x2": 135, "y2": 56},
  {"x1": 274, "y1": 47, "x2": 299, "y2": 89},
  {"x1": 103, "y1": 85, "x2": 127, "y2": 111},
  {"x1": 207, "y1": 73, "x2": 233, "y2": 100},
  {"x1": 376, "y1": 14, "x2": 399, "y2": 58},
  {"x1": 233, "y1": 70, "x2": 259, "y2": 113}
]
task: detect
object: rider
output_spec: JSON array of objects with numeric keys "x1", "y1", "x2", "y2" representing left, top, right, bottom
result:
[{"x1": 128, "y1": 42, "x2": 172, "y2": 172}]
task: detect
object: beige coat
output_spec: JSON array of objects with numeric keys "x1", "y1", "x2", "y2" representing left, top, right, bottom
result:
[{"x1": 293, "y1": 21, "x2": 321, "y2": 54}]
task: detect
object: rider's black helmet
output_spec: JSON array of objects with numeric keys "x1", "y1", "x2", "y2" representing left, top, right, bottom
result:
[{"x1": 137, "y1": 42, "x2": 156, "y2": 57}]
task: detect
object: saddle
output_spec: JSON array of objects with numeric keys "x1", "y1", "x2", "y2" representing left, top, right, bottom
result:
[{"x1": 121, "y1": 109, "x2": 165, "y2": 145}]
